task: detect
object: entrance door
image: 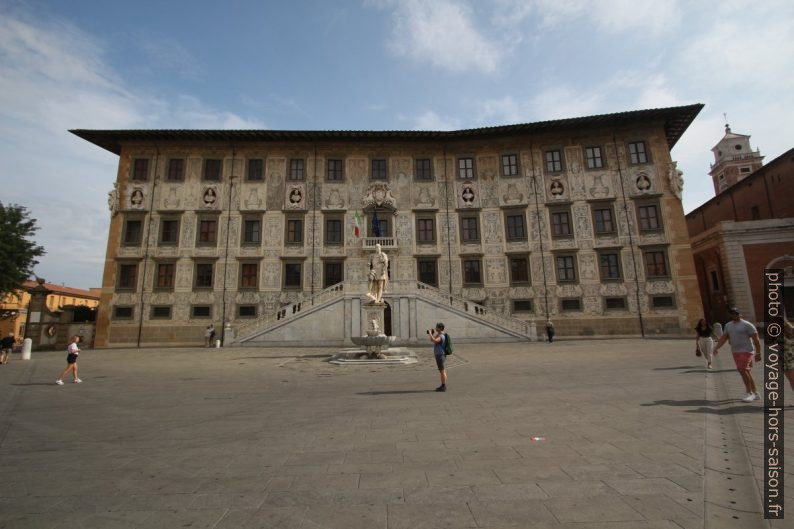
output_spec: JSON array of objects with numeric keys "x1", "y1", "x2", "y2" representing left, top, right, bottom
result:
[{"x1": 384, "y1": 301, "x2": 393, "y2": 336}]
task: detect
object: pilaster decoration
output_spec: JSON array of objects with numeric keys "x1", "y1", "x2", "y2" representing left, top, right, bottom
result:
[
  {"x1": 285, "y1": 183, "x2": 306, "y2": 210},
  {"x1": 668, "y1": 161, "x2": 684, "y2": 200},
  {"x1": 457, "y1": 180, "x2": 480, "y2": 209},
  {"x1": 201, "y1": 186, "x2": 220, "y2": 209},
  {"x1": 362, "y1": 182, "x2": 396, "y2": 209},
  {"x1": 129, "y1": 188, "x2": 145, "y2": 209},
  {"x1": 108, "y1": 182, "x2": 119, "y2": 217}
]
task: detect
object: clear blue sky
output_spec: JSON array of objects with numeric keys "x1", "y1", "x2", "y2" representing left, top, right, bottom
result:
[{"x1": 2, "y1": 0, "x2": 793, "y2": 288}]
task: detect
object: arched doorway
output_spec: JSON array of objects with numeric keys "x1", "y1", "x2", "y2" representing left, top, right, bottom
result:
[{"x1": 383, "y1": 301, "x2": 393, "y2": 336}]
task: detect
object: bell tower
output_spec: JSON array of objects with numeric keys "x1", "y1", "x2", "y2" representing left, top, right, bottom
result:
[{"x1": 709, "y1": 119, "x2": 764, "y2": 194}]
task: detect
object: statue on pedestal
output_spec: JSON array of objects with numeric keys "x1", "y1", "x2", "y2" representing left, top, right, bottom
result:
[{"x1": 366, "y1": 243, "x2": 389, "y2": 304}]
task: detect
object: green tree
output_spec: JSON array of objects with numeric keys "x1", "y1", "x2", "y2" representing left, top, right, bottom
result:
[{"x1": 0, "y1": 202, "x2": 46, "y2": 298}]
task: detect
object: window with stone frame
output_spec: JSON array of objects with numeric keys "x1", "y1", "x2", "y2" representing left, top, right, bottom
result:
[
  {"x1": 591, "y1": 204, "x2": 616, "y2": 235},
  {"x1": 504, "y1": 210, "x2": 527, "y2": 241},
  {"x1": 238, "y1": 305, "x2": 257, "y2": 318},
  {"x1": 555, "y1": 254, "x2": 577, "y2": 282},
  {"x1": 643, "y1": 249, "x2": 669, "y2": 278},
  {"x1": 203, "y1": 158, "x2": 222, "y2": 181},
  {"x1": 585, "y1": 146, "x2": 603, "y2": 169},
  {"x1": 166, "y1": 158, "x2": 185, "y2": 181},
  {"x1": 457, "y1": 157, "x2": 475, "y2": 179},
  {"x1": 462, "y1": 258, "x2": 483, "y2": 285},
  {"x1": 598, "y1": 252, "x2": 622, "y2": 281},
  {"x1": 196, "y1": 217, "x2": 217, "y2": 246},
  {"x1": 284, "y1": 261, "x2": 303, "y2": 289},
  {"x1": 651, "y1": 295, "x2": 675, "y2": 308},
  {"x1": 117, "y1": 263, "x2": 138, "y2": 291},
  {"x1": 560, "y1": 298, "x2": 582, "y2": 311},
  {"x1": 417, "y1": 258, "x2": 438, "y2": 286},
  {"x1": 247, "y1": 158, "x2": 264, "y2": 181},
  {"x1": 415, "y1": 158, "x2": 432, "y2": 181},
  {"x1": 326, "y1": 159, "x2": 344, "y2": 181},
  {"x1": 628, "y1": 141, "x2": 649, "y2": 164},
  {"x1": 113, "y1": 306, "x2": 134, "y2": 319},
  {"x1": 513, "y1": 299, "x2": 533, "y2": 313},
  {"x1": 131, "y1": 158, "x2": 149, "y2": 181},
  {"x1": 604, "y1": 297, "x2": 627, "y2": 310},
  {"x1": 286, "y1": 217, "x2": 304, "y2": 245},
  {"x1": 636, "y1": 202, "x2": 662, "y2": 231},
  {"x1": 239, "y1": 262, "x2": 259, "y2": 289},
  {"x1": 501, "y1": 153, "x2": 519, "y2": 177},
  {"x1": 155, "y1": 262, "x2": 175, "y2": 290},
  {"x1": 324, "y1": 216, "x2": 343, "y2": 245},
  {"x1": 159, "y1": 218, "x2": 179, "y2": 246},
  {"x1": 151, "y1": 306, "x2": 172, "y2": 319},
  {"x1": 323, "y1": 261, "x2": 343, "y2": 288},
  {"x1": 194, "y1": 262, "x2": 214, "y2": 289},
  {"x1": 288, "y1": 158, "x2": 305, "y2": 181},
  {"x1": 550, "y1": 208, "x2": 572, "y2": 238},
  {"x1": 371, "y1": 158, "x2": 388, "y2": 180},
  {"x1": 242, "y1": 217, "x2": 262, "y2": 246},
  {"x1": 545, "y1": 150, "x2": 563, "y2": 173},
  {"x1": 416, "y1": 216, "x2": 436, "y2": 244},
  {"x1": 191, "y1": 305, "x2": 212, "y2": 318},
  {"x1": 460, "y1": 214, "x2": 480, "y2": 243},
  {"x1": 122, "y1": 218, "x2": 143, "y2": 246},
  {"x1": 509, "y1": 255, "x2": 530, "y2": 284}
]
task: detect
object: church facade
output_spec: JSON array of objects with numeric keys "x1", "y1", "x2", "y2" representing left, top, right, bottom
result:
[{"x1": 73, "y1": 104, "x2": 704, "y2": 347}]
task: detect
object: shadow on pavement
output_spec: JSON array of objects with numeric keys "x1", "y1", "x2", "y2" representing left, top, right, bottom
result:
[
  {"x1": 357, "y1": 390, "x2": 436, "y2": 395},
  {"x1": 641, "y1": 399, "x2": 735, "y2": 407},
  {"x1": 11, "y1": 383, "x2": 57, "y2": 387},
  {"x1": 652, "y1": 365, "x2": 701, "y2": 371},
  {"x1": 642, "y1": 399, "x2": 762, "y2": 415},
  {"x1": 682, "y1": 369, "x2": 734, "y2": 374}
]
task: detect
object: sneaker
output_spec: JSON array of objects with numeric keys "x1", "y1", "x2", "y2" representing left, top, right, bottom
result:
[
  {"x1": 741, "y1": 393, "x2": 754, "y2": 402},
  {"x1": 707, "y1": 363, "x2": 712, "y2": 369},
  {"x1": 74, "y1": 378, "x2": 82, "y2": 384},
  {"x1": 435, "y1": 385, "x2": 446, "y2": 392},
  {"x1": 753, "y1": 392, "x2": 760, "y2": 400},
  {"x1": 55, "y1": 379, "x2": 64, "y2": 385}
]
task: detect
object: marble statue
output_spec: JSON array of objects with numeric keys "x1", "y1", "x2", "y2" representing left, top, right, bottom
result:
[{"x1": 366, "y1": 243, "x2": 389, "y2": 304}]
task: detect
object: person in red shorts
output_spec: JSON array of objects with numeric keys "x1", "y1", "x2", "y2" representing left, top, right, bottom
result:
[{"x1": 714, "y1": 307, "x2": 761, "y2": 402}]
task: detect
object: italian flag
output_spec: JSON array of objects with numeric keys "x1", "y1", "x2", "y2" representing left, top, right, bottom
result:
[{"x1": 353, "y1": 210, "x2": 363, "y2": 238}]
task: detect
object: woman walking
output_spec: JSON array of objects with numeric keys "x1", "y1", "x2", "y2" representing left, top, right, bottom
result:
[
  {"x1": 56, "y1": 336, "x2": 82, "y2": 385},
  {"x1": 695, "y1": 318, "x2": 715, "y2": 370}
]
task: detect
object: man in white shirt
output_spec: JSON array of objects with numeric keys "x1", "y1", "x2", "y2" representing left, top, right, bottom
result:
[{"x1": 714, "y1": 307, "x2": 761, "y2": 402}]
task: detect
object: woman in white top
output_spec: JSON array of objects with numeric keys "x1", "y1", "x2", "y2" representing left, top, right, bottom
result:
[{"x1": 56, "y1": 335, "x2": 82, "y2": 385}]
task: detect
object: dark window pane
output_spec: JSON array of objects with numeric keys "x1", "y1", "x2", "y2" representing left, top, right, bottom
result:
[
  {"x1": 151, "y1": 306, "x2": 171, "y2": 319},
  {"x1": 132, "y1": 158, "x2": 148, "y2": 181},
  {"x1": 156, "y1": 263, "x2": 174, "y2": 288},
  {"x1": 461, "y1": 216, "x2": 479, "y2": 241},
  {"x1": 645, "y1": 251, "x2": 667, "y2": 277},
  {"x1": 123, "y1": 220, "x2": 142, "y2": 245},
  {"x1": 551, "y1": 211, "x2": 571, "y2": 236},
  {"x1": 510, "y1": 258, "x2": 529, "y2": 283},
  {"x1": 240, "y1": 263, "x2": 258, "y2": 288},
  {"x1": 605, "y1": 297, "x2": 626, "y2": 309},
  {"x1": 327, "y1": 159, "x2": 343, "y2": 181},
  {"x1": 513, "y1": 300, "x2": 533, "y2": 312},
  {"x1": 198, "y1": 219, "x2": 216, "y2": 244},
  {"x1": 463, "y1": 260, "x2": 481, "y2": 284},
  {"x1": 545, "y1": 150, "x2": 562, "y2": 172},
  {"x1": 247, "y1": 159, "x2": 263, "y2": 181},
  {"x1": 652, "y1": 296, "x2": 675, "y2": 308},
  {"x1": 243, "y1": 219, "x2": 261, "y2": 244},
  {"x1": 285, "y1": 263, "x2": 302, "y2": 287},
  {"x1": 325, "y1": 218, "x2": 342, "y2": 244},
  {"x1": 506, "y1": 214, "x2": 526, "y2": 240},
  {"x1": 556, "y1": 256, "x2": 576, "y2": 281},
  {"x1": 638, "y1": 205, "x2": 660, "y2": 230},
  {"x1": 417, "y1": 218, "x2": 435, "y2": 242},
  {"x1": 457, "y1": 157, "x2": 474, "y2": 179},
  {"x1": 371, "y1": 159, "x2": 387, "y2": 179},
  {"x1": 118, "y1": 264, "x2": 137, "y2": 289},
  {"x1": 593, "y1": 208, "x2": 614, "y2": 234},
  {"x1": 114, "y1": 306, "x2": 133, "y2": 318},
  {"x1": 324, "y1": 262, "x2": 343, "y2": 288},
  {"x1": 204, "y1": 159, "x2": 222, "y2": 180},
  {"x1": 415, "y1": 158, "x2": 432, "y2": 180},
  {"x1": 195, "y1": 263, "x2": 213, "y2": 288},
  {"x1": 418, "y1": 260, "x2": 437, "y2": 286},
  {"x1": 238, "y1": 305, "x2": 257, "y2": 317},
  {"x1": 288, "y1": 159, "x2": 305, "y2": 181},
  {"x1": 167, "y1": 158, "x2": 184, "y2": 181},
  {"x1": 192, "y1": 305, "x2": 211, "y2": 318},
  {"x1": 629, "y1": 141, "x2": 648, "y2": 164},
  {"x1": 599, "y1": 253, "x2": 621, "y2": 280},
  {"x1": 585, "y1": 147, "x2": 603, "y2": 169},
  {"x1": 287, "y1": 219, "x2": 303, "y2": 243},
  {"x1": 160, "y1": 220, "x2": 179, "y2": 244},
  {"x1": 502, "y1": 154, "x2": 518, "y2": 176},
  {"x1": 561, "y1": 298, "x2": 581, "y2": 311}
]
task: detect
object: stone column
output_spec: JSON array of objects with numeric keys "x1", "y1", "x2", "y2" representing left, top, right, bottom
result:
[{"x1": 23, "y1": 278, "x2": 51, "y2": 351}]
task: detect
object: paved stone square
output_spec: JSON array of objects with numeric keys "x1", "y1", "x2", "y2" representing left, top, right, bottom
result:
[{"x1": 0, "y1": 339, "x2": 792, "y2": 528}]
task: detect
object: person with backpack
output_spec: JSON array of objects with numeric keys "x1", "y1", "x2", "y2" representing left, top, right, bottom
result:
[{"x1": 428, "y1": 322, "x2": 451, "y2": 392}]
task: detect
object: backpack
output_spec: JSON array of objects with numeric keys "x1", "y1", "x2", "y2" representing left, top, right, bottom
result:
[{"x1": 443, "y1": 333, "x2": 453, "y2": 356}]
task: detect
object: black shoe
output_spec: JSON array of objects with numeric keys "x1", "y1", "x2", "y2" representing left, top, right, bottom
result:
[{"x1": 435, "y1": 385, "x2": 446, "y2": 392}]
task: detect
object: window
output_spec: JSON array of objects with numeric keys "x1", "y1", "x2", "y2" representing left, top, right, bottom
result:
[
  {"x1": 239, "y1": 262, "x2": 258, "y2": 289},
  {"x1": 644, "y1": 249, "x2": 668, "y2": 278},
  {"x1": 284, "y1": 262, "x2": 302, "y2": 289},
  {"x1": 505, "y1": 212, "x2": 527, "y2": 241},
  {"x1": 326, "y1": 159, "x2": 344, "y2": 181},
  {"x1": 637, "y1": 203, "x2": 661, "y2": 231},
  {"x1": 203, "y1": 159, "x2": 222, "y2": 181},
  {"x1": 718, "y1": 173, "x2": 725, "y2": 181},
  {"x1": 194, "y1": 263, "x2": 214, "y2": 289},
  {"x1": 501, "y1": 154, "x2": 519, "y2": 177},
  {"x1": 155, "y1": 263, "x2": 175, "y2": 290},
  {"x1": 651, "y1": 295, "x2": 675, "y2": 308},
  {"x1": 325, "y1": 217, "x2": 343, "y2": 245},
  {"x1": 457, "y1": 157, "x2": 474, "y2": 179},
  {"x1": 462, "y1": 258, "x2": 482, "y2": 285},
  {"x1": 628, "y1": 141, "x2": 648, "y2": 164},
  {"x1": 751, "y1": 206, "x2": 760, "y2": 220},
  {"x1": 324, "y1": 261, "x2": 343, "y2": 288},
  {"x1": 592, "y1": 205, "x2": 615, "y2": 235},
  {"x1": 604, "y1": 297, "x2": 626, "y2": 310},
  {"x1": 561, "y1": 298, "x2": 581, "y2": 311},
  {"x1": 415, "y1": 158, "x2": 432, "y2": 181},
  {"x1": 555, "y1": 255, "x2": 577, "y2": 282},
  {"x1": 191, "y1": 305, "x2": 212, "y2": 318},
  {"x1": 513, "y1": 300, "x2": 533, "y2": 313},
  {"x1": 238, "y1": 305, "x2": 257, "y2": 318},
  {"x1": 598, "y1": 253, "x2": 621, "y2": 281},
  {"x1": 740, "y1": 166, "x2": 751, "y2": 174},
  {"x1": 132, "y1": 158, "x2": 149, "y2": 181},
  {"x1": 247, "y1": 158, "x2": 263, "y2": 181},
  {"x1": 545, "y1": 150, "x2": 562, "y2": 172},
  {"x1": 417, "y1": 259, "x2": 438, "y2": 286},
  {"x1": 288, "y1": 158, "x2": 305, "y2": 181},
  {"x1": 167, "y1": 158, "x2": 184, "y2": 181},
  {"x1": 159, "y1": 219, "x2": 179, "y2": 245},
  {"x1": 368, "y1": 211, "x2": 391, "y2": 237},
  {"x1": 197, "y1": 218, "x2": 217, "y2": 246},
  {"x1": 710, "y1": 270, "x2": 720, "y2": 291},
  {"x1": 585, "y1": 146, "x2": 603, "y2": 169},
  {"x1": 113, "y1": 306, "x2": 133, "y2": 319},
  {"x1": 460, "y1": 215, "x2": 479, "y2": 242},
  {"x1": 416, "y1": 217, "x2": 436, "y2": 243},
  {"x1": 286, "y1": 218, "x2": 303, "y2": 244},
  {"x1": 551, "y1": 210, "x2": 572, "y2": 237},
  {"x1": 371, "y1": 159, "x2": 388, "y2": 180},
  {"x1": 151, "y1": 306, "x2": 171, "y2": 319},
  {"x1": 117, "y1": 263, "x2": 138, "y2": 290},
  {"x1": 509, "y1": 256, "x2": 530, "y2": 284},
  {"x1": 242, "y1": 218, "x2": 262, "y2": 245},
  {"x1": 123, "y1": 219, "x2": 142, "y2": 246}
]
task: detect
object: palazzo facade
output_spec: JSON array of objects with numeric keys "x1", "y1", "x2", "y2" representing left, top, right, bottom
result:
[{"x1": 73, "y1": 104, "x2": 704, "y2": 347}]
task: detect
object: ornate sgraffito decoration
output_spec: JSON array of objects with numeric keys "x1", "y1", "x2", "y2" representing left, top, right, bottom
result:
[
  {"x1": 635, "y1": 172, "x2": 652, "y2": 192},
  {"x1": 588, "y1": 174, "x2": 610, "y2": 198},
  {"x1": 107, "y1": 182, "x2": 119, "y2": 216},
  {"x1": 414, "y1": 186, "x2": 436, "y2": 208},
  {"x1": 324, "y1": 188, "x2": 345, "y2": 209},
  {"x1": 502, "y1": 182, "x2": 524, "y2": 205},
  {"x1": 285, "y1": 183, "x2": 305, "y2": 210},
  {"x1": 362, "y1": 182, "x2": 396, "y2": 209},
  {"x1": 668, "y1": 161, "x2": 684, "y2": 200},
  {"x1": 163, "y1": 187, "x2": 180, "y2": 209},
  {"x1": 129, "y1": 188, "x2": 145, "y2": 209},
  {"x1": 244, "y1": 187, "x2": 263, "y2": 210},
  {"x1": 201, "y1": 186, "x2": 219, "y2": 209}
]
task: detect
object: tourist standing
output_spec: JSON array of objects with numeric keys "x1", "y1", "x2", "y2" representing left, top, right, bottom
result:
[
  {"x1": 694, "y1": 318, "x2": 715, "y2": 369},
  {"x1": 56, "y1": 336, "x2": 82, "y2": 385},
  {"x1": 428, "y1": 322, "x2": 447, "y2": 392},
  {"x1": 714, "y1": 307, "x2": 761, "y2": 402},
  {"x1": 0, "y1": 332, "x2": 14, "y2": 364},
  {"x1": 545, "y1": 320, "x2": 555, "y2": 343},
  {"x1": 205, "y1": 325, "x2": 214, "y2": 347}
]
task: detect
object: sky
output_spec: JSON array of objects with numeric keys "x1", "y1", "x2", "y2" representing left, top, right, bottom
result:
[{"x1": 1, "y1": 0, "x2": 793, "y2": 289}]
